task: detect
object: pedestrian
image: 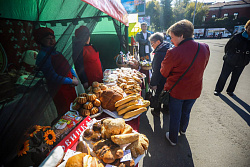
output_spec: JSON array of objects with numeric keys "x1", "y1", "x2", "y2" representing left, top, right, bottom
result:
[
  {"x1": 136, "y1": 22, "x2": 152, "y2": 61},
  {"x1": 135, "y1": 22, "x2": 152, "y2": 92},
  {"x1": 149, "y1": 32, "x2": 171, "y2": 116},
  {"x1": 34, "y1": 27, "x2": 78, "y2": 119},
  {"x1": 214, "y1": 20, "x2": 250, "y2": 96},
  {"x1": 160, "y1": 19, "x2": 210, "y2": 145},
  {"x1": 73, "y1": 26, "x2": 103, "y2": 89}
]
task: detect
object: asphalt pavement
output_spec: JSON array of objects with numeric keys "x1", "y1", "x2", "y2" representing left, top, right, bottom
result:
[{"x1": 138, "y1": 38, "x2": 250, "y2": 167}]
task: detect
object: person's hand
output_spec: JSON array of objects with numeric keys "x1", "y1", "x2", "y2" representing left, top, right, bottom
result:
[
  {"x1": 150, "y1": 85, "x2": 157, "y2": 90},
  {"x1": 71, "y1": 77, "x2": 79, "y2": 86}
]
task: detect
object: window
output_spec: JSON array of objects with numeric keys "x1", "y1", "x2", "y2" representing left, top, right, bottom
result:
[
  {"x1": 212, "y1": 14, "x2": 216, "y2": 18},
  {"x1": 234, "y1": 13, "x2": 238, "y2": 19},
  {"x1": 224, "y1": 13, "x2": 228, "y2": 17}
]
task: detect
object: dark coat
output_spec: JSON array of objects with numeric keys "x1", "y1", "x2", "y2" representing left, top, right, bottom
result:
[
  {"x1": 160, "y1": 39, "x2": 210, "y2": 100},
  {"x1": 150, "y1": 42, "x2": 171, "y2": 96},
  {"x1": 135, "y1": 31, "x2": 152, "y2": 57},
  {"x1": 223, "y1": 32, "x2": 250, "y2": 67}
]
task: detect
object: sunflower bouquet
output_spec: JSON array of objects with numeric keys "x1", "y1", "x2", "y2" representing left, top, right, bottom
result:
[{"x1": 17, "y1": 125, "x2": 56, "y2": 157}]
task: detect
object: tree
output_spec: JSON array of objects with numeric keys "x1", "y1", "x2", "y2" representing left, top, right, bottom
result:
[
  {"x1": 172, "y1": 0, "x2": 186, "y2": 23},
  {"x1": 145, "y1": 0, "x2": 161, "y2": 32},
  {"x1": 160, "y1": 0, "x2": 173, "y2": 30},
  {"x1": 184, "y1": 2, "x2": 209, "y2": 27}
]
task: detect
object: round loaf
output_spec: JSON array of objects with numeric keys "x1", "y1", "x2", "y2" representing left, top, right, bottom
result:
[
  {"x1": 65, "y1": 153, "x2": 86, "y2": 167},
  {"x1": 99, "y1": 90, "x2": 123, "y2": 111}
]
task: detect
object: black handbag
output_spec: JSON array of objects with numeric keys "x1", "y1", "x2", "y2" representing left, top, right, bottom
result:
[{"x1": 159, "y1": 43, "x2": 200, "y2": 106}]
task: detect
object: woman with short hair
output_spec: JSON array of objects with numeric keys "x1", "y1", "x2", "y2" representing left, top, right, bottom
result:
[
  {"x1": 149, "y1": 32, "x2": 171, "y2": 116},
  {"x1": 160, "y1": 20, "x2": 210, "y2": 145}
]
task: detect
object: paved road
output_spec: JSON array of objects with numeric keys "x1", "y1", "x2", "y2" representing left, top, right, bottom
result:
[{"x1": 138, "y1": 38, "x2": 250, "y2": 167}]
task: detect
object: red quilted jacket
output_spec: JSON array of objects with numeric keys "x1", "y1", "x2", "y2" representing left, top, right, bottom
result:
[{"x1": 160, "y1": 39, "x2": 210, "y2": 100}]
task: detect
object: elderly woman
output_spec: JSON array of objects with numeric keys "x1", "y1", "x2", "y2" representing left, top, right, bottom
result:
[
  {"x1": 160, "y1": 20, "x2": 210, "y2": 145},
  {"x1": 149, "y1": 32, "x2": 171, "y2": 116},
  {"x1": 34, "y1": 27, "x2": 78, "y2": 118},
  {"x1": 214, "y1": 20, "x2": 250, "y2": 96}
]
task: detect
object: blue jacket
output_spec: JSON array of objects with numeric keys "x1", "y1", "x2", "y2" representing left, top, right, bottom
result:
[
  {"x1": 150, "y1": 42, "x2": 171, "y2": 95},
  {"x1": 36, "y1": 46, "x2": 76, "y2": 85}
]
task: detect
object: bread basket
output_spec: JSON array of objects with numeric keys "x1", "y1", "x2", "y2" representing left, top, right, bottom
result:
[{"x1": 141, "y1": 65, "x2": 152, "y2": 70}]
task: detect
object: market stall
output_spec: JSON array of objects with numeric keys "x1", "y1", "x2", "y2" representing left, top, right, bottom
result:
[{"x1": 0, "y1": 0, "x2": 148, "y2": 166}]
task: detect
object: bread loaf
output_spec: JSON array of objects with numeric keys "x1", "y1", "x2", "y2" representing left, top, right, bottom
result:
[
  {"x1": 103, "y1": 118, "x2": 125, "y2": 138},
  {"x1": 117, "y1": 104, "x2": 142, "y2": 115},
  {"x1": 123, "y1": 107, "x2": 147, "y2": 119},
  {"x1": 125, "y1": 134, "x2": 149, "y2": 158},
  {"x1": 65, "y1": 153, "x2": 87, "y2": 167},
  {"x1": 100, "y1": 90, "x2": 123, "y2": 111},
  {"x1": 115, "y1": 95, "x2": 138, "y2": 107},
  {"x1": 111, "y1": 133, "x2": 139, "y2": 145},
  {"x1": 116, "y1": 100, "x2": 138, "y2": 112}
]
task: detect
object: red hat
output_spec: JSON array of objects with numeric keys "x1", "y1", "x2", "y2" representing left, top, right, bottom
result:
[
  {"x1": 33, "y1": 27, "x2": 54, "y2": 44},
  {"x1": 75, "y1": 26, "x2": 90, "y2": 38}
]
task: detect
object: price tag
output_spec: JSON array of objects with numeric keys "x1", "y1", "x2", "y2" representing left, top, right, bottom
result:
[{"x1": 120, "y1": 149, "x2": 132, "y2": 162}]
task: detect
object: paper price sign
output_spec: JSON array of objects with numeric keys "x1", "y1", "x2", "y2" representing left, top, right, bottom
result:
[
  {"x1": 120, "y1": 149, "x2": 132, "y2": 162},
  {"x1": 105, "y1": 164, "x2": 116, "y2": 167}
]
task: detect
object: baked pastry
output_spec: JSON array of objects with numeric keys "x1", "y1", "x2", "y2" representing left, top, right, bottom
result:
[
  {"x1": 125, "y1": 134, "x2": 149, "y2": 158},
  {"x1": 92, "y1": 81, "x2": 100, "y2": 88},
  {"x1": 87, "y1": 94, "x2": 97, "y2": 102},
  {"x1": 93, "y1": 122, "x2": 102, "y2": 133},
  {"x1": 100, "y1": 84, "x2": 108, "y2": 90},
  {"x1": 99, "y1": 90, "x2": 123, "y2": 111},
  {"x1": 71, "y1": 102, "x2": 81, "y2": 110},
  {"x1": 79, "y1": 93, "x2": 88, "y2": 97},
  {"x1": 79, "y1": 108, "x2": 91, "y2": 117},
  {"x1": 90, "y1": 132, "x2": 101, "y2": 142},
  {"x1": 76, "y1": 141, "x2": 90, "y2": 155},
  {"x1": 102, "y1": 118, "x2": 125, "y2": 139},
  {"x1": 93, "y1": 87, "x2": 101, "y2": 94},
  {"x1": 111, "y1": 133, "x2": 139, "y2": 145},
  {"x1": 77, "y1": 97, "x2": 87, "y2": 104},
  {"x1": 90, "y1": 107, "x2": 99, "y2": 115},
  {"x1": 93, "y1": 99, "x2": 101, "y2": 107},
  {"x1": 65, "y1": 153, "x2": 86, "y2": 167},
  {"x1": 121, "y1": 124, "x2": 133, "y2": 134},
  {"x1": 93, "y1": 139, "x2": 123, "y2": 164},
  {"x1": 82, "y1": 155, "x2": 105, "y2": 167},
  {"x1": 83, "y1": 129, "x2": 94, "y2": 140},
  {"x1": 83, "y1": 102, "x2": 93, "y2": 110}
]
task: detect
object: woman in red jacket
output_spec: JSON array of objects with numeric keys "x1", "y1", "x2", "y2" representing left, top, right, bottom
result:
[
  {"x1": 73, "y1": 26, "x2": 103, "y2": 88},
  {"x1": 160, "y1": 20, "x2": 210, "y2": 145}
]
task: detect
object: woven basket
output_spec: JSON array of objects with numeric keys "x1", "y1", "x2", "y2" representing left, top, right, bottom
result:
[
  {"x1": 141, "y1": 66, "x2": 152, "y2": 70},
  {"x1": 116, "y1": 62, "x2": 129, "y2": 68}
]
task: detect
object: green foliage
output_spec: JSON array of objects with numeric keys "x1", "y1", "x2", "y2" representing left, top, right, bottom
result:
[
  {"x1": 184, "y1": 2, "x2": 209, "y2": 26},
  {"x1": 145, "y1": 0, "x2": 161, "y2": 31},
  {"x1": 160, "y1": 0, "x2": 173, "y2": 30}
]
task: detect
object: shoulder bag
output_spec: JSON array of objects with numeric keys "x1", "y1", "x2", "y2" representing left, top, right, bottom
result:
[{"x1": 159, "y1": 43, "x2": 200, "y2": 105}]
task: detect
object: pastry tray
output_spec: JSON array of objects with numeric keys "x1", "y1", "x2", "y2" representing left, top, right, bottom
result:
[
  {"x1": 79, "y1": 119, "x2": 144, "y2": 166},
  {"x1": 70, "y1": 103, "x2": 103, "y2": 119}
]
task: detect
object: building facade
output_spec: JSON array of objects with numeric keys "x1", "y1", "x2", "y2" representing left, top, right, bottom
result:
[{"x1": 206, "y1": 0, "x2": 250, "y2": 21}]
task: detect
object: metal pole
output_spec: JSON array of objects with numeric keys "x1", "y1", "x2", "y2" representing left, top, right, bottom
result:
[{"x1": 193, "y1": 0, "x2": 198, "y2": 25}]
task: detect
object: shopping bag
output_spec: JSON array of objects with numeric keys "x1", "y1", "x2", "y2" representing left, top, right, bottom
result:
[
  {"x1": 145, "y1": 89, "x2": 152, "y2": 100},
  {"x1": 159, "y1": 91, "x2": 170, "y2": 106},
  {"x1": 150, "y1": 95, "x2": 160, "y2": 108}
]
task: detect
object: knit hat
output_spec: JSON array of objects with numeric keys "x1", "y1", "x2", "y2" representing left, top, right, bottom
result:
[
  {"x1": 33, "y1": 27, "x2": 54, "y2": 44},
  {"x1": 75, "y1": 26, "x2": 90, "y2": 38}
]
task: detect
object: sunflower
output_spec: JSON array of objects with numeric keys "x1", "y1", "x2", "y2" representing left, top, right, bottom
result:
[
  {"x1": 44, "y1": 130, "x2": 56, "y2": 145},
  {"x1": 17, "y1": 140, "x2": 29, "y2": 157},
  {"x1": 30, "y1": 125, "x2": 42, "y2": 137},
  {"x1": 42, "y1": 126, "x2": 51, "y2": 131},
  {"x1": 145, "y1": 55, "x2": 149, "y2": 60}
]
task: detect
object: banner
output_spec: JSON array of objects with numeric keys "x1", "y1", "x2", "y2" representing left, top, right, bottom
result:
[{"x1": 121, "y1": 0, "x2": 146, "y2": 15}]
